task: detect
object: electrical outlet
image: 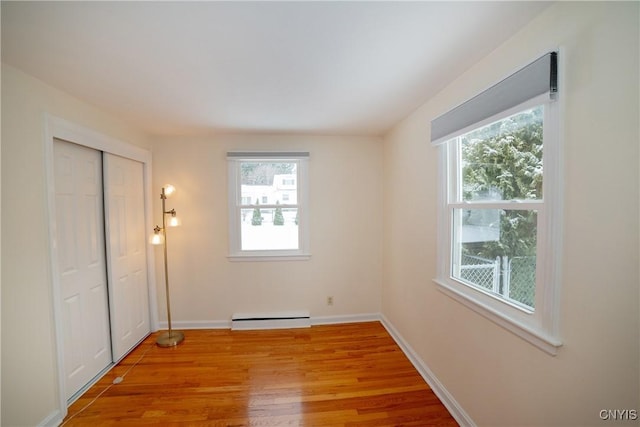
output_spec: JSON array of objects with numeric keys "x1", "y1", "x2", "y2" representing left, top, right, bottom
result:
[{"x1": 327, "y1": 296, "x2": 334, "y2": 306}]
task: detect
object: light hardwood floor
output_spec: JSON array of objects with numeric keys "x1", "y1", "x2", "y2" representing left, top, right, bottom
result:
[{"x1": 63, "y1": 322, "x2": 457, "y2": 426}]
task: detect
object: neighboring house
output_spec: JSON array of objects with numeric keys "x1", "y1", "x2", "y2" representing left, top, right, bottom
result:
[{"x1": 241, "y1": 174, "x2": 298, "y2": 206}]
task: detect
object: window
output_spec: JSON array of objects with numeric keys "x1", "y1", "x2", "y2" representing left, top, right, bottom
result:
[
  {"x1": 452, "y1": 105, "x2": 542, "y2": 311},
  {"x1": 227, "y1": 152, "x2": 310, "y2": 260},
  {"x1": 432, "y1": 52, "x2": 562, "y2": 354}
]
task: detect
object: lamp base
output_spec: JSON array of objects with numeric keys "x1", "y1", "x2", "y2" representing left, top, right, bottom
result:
[{"x1": 156, "y1": 330, "x2": 185, "y2": 347}]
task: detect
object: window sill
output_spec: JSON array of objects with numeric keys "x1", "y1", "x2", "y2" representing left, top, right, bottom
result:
[
  {"x1": 228, "y1": 253, "x2": 311, "y2": 262},
  {"x1": 434, "y1": 278, "x2": 562, "y2": 356}
]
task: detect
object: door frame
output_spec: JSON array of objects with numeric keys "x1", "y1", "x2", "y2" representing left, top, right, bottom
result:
[{"x1": 43, "y1": 115, "x2": 158, "y2": 418}]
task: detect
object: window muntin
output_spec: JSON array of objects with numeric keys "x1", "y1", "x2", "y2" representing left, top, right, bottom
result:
[{"x1": 228, "y1": 155, "x2": 309, "y2": 260}]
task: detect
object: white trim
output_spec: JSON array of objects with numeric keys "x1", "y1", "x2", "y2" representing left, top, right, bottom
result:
[
  {"x1": 433, "y1": 51, "x2": 564, "y2": 355},
  {"x1": 43, "y1": 115, "x2": 158, "y2": 420},
  {"x1": 37, "y1": 410, "x2": 63, "y2": 427},
  {"x1": 379, "y1": 315, "x2": 476, "y2": 427},
  {"x1": 47, "y1": 115, "x2": 150, "y2": 161},
  {"x1": 434, "y1": 279, "x2": 561, "y2": 355},
  {"x1": 538, "y1": 47, "x2": 566, "y2": 340},
  {"x1": 159, "y1": 320, "x2": 233, "y2": 330},
  {"x1": 227, "y1": 254, "x2": 311, "y2": 262},
  {"x1": 227, "y1": 155, "x2": 310, "y2": 259},
  {"x1": 311, "y1": 313, "x2": 380, "y2": 325},
  {"x1": 449, "y1": 201, "x2": 543, "y2": 210},
  {"x1": 159, "y1": 314, "x2": 381, "y2": 330}
]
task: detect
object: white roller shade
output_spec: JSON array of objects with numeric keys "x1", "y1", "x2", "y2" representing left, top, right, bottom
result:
[
  {"x1": 431, "y1": 52, "x2": 558, "y2": 146},
  {"x1": 227, "y1": 152, "x2": 309, "y2": 159}
]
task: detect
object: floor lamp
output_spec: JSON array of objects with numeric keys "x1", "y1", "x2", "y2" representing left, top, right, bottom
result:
[{"x1": 151, "y1": 184, "x2": 185, "y2": 347}]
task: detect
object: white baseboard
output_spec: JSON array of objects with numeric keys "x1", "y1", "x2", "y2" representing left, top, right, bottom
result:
[
  {"x1": 311, "y1": 313, "x2": 380, "y2": 325},
  {"x1": 157, "y1": 319, "x2": 231, "y2": 329},
  {"x1": 38, "y1": 409, "x2": 63, "y2": 427},
  {"x1": 158, "y1": 313, "x2": 381, "y2": 330},
  {"x1": 379, "y1": 314, "x2": 476, "y2": 427}
]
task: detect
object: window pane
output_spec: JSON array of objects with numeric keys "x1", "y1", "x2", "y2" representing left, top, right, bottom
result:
[
  {"x1": 240, "y1": 208, "x2": 299, "y2": 250},
  {"x1": 240, "y1": 162, "x2": 297, "y2": 205},
  {"x1": 461, "y1": 106, "x2": 543, "y2": 201},
  {"x1": 452, "y1": 208, "x2": 537, "y2": 309}
]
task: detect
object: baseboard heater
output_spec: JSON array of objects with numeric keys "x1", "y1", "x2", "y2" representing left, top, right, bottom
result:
[{"x1": 231, "y1": 311, "x2": 311, "y2": 330}]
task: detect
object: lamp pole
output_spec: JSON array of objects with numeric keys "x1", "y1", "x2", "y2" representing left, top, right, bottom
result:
[{"x1": 156, "y1": 186, "x2": 184, "y2": 347}]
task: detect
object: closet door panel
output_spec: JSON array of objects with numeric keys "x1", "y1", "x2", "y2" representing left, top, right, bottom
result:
[
  {"x1": 53, "y1": 140, "x2": 112, "y2": 400},
  {"x1": 104, "y1": 153, "x2": 151, "y2": 361}
]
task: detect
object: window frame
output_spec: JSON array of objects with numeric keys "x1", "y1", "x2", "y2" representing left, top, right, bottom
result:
[
  {"x1": 434, "y1": 82, "x2": 563, "y2": 355},
  {"x1": 227, "y1": 153, "x2": 310, "y2": 261}
]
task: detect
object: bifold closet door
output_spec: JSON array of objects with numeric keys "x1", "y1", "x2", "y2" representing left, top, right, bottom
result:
[
  {"x1": 53, "y1": 139, "x2": 112, "y2": 400},
  {"x1": 103, "y1": 153, "x2": 151, "y2": 361}
]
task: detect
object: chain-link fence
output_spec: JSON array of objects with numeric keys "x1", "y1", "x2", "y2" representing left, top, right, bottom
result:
[
  {"x1": 506, "y1": 256, "x2": 536, "y2": 309},
  {"x1": 458, "y1": 254, "x2": 536, "y2": 310},
  {"x1": 460, "y1": 255, "x2": 499, "y2": 292}
]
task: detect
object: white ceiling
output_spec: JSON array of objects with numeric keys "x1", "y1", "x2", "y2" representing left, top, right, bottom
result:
[{"x1": 2, "y1": 1, "x2": 551, "y2": 137}]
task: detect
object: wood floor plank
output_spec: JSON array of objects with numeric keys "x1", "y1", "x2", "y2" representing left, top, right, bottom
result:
[{"x1": 63, "y1": 322, "x2": 457, "y2": 426}]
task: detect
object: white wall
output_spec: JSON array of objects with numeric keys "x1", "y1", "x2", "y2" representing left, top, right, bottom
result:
[
  {"x1": 1, "y1": 64, "x2": 151, "y2": 426},
  {"x1": 382, "y1": 2, "x2": 639, "y2": 426},
  {"x1": 151, "y1": 134, "x2": 383, "y2": 325}
]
